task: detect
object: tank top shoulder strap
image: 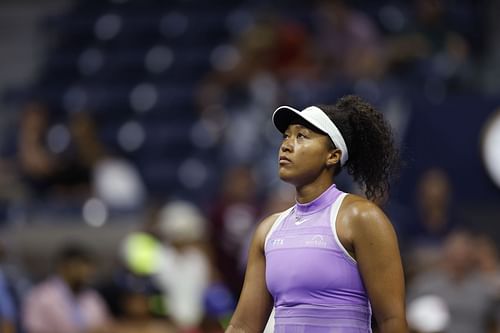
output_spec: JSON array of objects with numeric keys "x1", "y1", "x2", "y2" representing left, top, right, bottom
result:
[
  {"x1": 329, "y1": 193, "x2": 357, "y2": 264},
  {"x1": 264, "y1": 206, "x2": 294, "y2": 248}
]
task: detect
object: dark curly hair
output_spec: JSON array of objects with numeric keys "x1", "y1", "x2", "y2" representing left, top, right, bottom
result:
[{"x1": 319, "y1": 95, "x2": 400, "y2": 203}]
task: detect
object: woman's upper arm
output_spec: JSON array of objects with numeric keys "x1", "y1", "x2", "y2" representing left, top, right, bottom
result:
[
  {"x1": 226, "y1": 214, "x2": 277, "y2": 333},
  {"x1": 350, "y1": 201, "x2": 407, "y2": 332}
]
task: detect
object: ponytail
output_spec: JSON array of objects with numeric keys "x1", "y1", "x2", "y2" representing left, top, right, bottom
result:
[{"x1": 319, "y1": 95, "x2": 400, "y2": 203}]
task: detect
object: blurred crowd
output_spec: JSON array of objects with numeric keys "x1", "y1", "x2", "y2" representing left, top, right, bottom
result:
[
  {"x1": 0, "y1": 0, "x2": 499, "y2": 332},
  {"x1": 0, "y1": 0, "x2": 495, "y2": 210},
  {"x1": 1, "y1": 164, "x2": 499, "y2": 333},
  {"x1": 195, "y1": 0, "x2": 487, "y2": 182}
]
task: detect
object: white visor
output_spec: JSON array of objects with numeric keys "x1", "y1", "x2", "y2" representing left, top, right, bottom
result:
[{"x1": 272, "y1": 105, "x2": 349, "y2": 166}]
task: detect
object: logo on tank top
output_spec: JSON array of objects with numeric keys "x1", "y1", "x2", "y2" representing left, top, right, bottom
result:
[
  {"x1": 271, "y1": 238, "x2": 284, "y2": 247},
  {"x1": 294, "y1": 216, "x2": 309, "y2": 225},
  {"x1": 305, "y1": 235, "x2": 327, "y2": 248}
]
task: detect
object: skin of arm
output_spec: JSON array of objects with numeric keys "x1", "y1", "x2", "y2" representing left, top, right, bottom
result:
[
  {"x1": 340, "y1": 196, "x2": 408, "y2": 333},
  {"x1": 225, "y1": 214, "x2": 278, "y2": 333}
]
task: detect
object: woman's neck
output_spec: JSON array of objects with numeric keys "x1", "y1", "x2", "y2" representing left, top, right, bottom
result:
[{"x1": 295, "y1": 175, "x2": 335, "y2": 204}]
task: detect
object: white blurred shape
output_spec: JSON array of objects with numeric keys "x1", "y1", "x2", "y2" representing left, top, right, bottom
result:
[
  {"x1": 130, "y1": 83, "x2": 158, "y2": 113},
  {"x1": 118, "y1": 121, "x2": 145, "y2": 152},
  {"x1": 94, "y1": 158, "x2": 146, "y2": 210},
  {"x1": 407, "y1": 295, "x2": 450, "y2": 332},
  {"x1": 83, "y1": 198, "x2": 108, "y2": 227},
  {"x1": 157, "y1": 200, "x2": 206, "y2": 243},
  {"x1": 155, "y1": 245, "x2": 209, "y2": 328},
  {"x1": 482, "y1": 110, "x2": 500, "y2": 188},
  {"x1": 155, "y1": 201, "x2": 209, "y2": 326}
]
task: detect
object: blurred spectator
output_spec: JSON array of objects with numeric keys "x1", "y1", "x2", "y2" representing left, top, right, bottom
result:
[
  {"x1": 208, "y1": 166, "x2": 260, "y2": 296},
  {"x1": 197, "y1": 15, "x2": 319, "y2": 168},
  {"x1": 96, "y1": 271, "x2": 175, "y2": 333},
  {"x1": 72, "y1": 111, "x2": 146, "y2": 211},
  {"x1": 201, "y1": 282, "x2": 234, "y2": 333},
  {"x1": 23, "y1": 244, "x2": 109, "y2": 333},
  {"x1": 0, "y1": 270, "x2": 16, "y2": 333},
  {"x1": 18, "y1": 101, "x2": 92, "y2": 199},
  {"x1": 197, "y1": 19, "x2": 280, "y2": 166},
  {"x1": 0, "y1": 157, "x2": 25, "y2": 224},
  {"x1": 413, "y1": 167, "x2": 456, "y2": 243},
  {"x1": 198, "y1": 13, "x2": 318, "y2": 106},
  {"x1": 153, "y1": 200, "x2": 228, "y2": 331},
  {"x1": 385, "y1": 0, "x2": 470, "y2": 88},
  {"x1": 473, "y1": 234, "x2": 500, "y2": 333},
  {"x1": 0, "y1": 240, "x2": 29, "y2": 333},
  {"x1": 403, "y1": 167, "x2": 458, "y2": 281},
  {"x1": 197, "y1": 18, "x2": 278, "y2": 110},
  {"x1": 313, "y1": 0, "x2": 386, "y2": 82},
  {"x1": 407, "y1": 230, "x2": 499, "y2": 333},
  {"x1": 0, "y1": 2, "x2": 497, "y2": 333},
  {"x1": 473, "y1": 234, "x2": 500, "y2": 292},
  {"x1": 271, "y1": 20, "x2": 320, "y2": 82},
  {"x1": 18, "y1": 100, "x2": 145, "y2": 210},
  {"x1": 120, "y1": 200, "x2": 234, "y2": 332},
  {"x1": 154, "y1": 201, "x2": 206, "y2": 330}
]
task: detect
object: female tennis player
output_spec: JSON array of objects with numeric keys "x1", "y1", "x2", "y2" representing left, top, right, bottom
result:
[{"x1": 226, "y1": 95, "x2": 407, "y2": 332}]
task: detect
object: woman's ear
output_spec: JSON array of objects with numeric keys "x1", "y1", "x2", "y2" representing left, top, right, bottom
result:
[{"x1": 326, "y1": 149, "x2": 341, "y2": 167}]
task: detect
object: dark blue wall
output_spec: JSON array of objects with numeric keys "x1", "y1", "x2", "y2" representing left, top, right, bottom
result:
[{"x1": 397, "y1": 95, "x2": 500, "y2": 205}]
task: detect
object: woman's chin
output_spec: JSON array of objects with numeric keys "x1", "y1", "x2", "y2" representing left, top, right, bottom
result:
[{"x1": 278, "y1": 170, "x2": 295, "y2": 183}]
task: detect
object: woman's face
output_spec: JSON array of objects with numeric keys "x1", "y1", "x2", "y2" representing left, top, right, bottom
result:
[{"x1": 278, "y1": 123, "x2": 335, "y2": 186}]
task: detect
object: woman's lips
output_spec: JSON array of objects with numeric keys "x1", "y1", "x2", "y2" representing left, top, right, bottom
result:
[{"x1": 279, "y1": 156, "x2": 292, "y2": 165}]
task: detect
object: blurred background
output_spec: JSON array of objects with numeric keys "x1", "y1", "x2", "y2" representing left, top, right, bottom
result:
[{"x1": 0, "y1": 0, "x2": 499, "y2": 332}]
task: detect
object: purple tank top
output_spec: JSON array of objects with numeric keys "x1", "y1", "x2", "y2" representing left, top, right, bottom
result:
[{"x1": 265, "y1": 184, "x2": 372, "y2": 332}]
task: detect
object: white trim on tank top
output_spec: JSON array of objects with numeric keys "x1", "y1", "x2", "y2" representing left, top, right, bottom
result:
[
  {"x1": 329, "y1": 193, "x2": 358, "y2": 264},
  {"x1": 263, "y1": 208, "x2": 293, "y2": 333},
  {"x1": 264, "y1": 206, "x2": 294, "y2": 248}
]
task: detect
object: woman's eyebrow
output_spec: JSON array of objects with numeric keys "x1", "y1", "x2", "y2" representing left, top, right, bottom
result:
[{"x1": 290, "y1": 124, "x2": 308, "y2": 131}]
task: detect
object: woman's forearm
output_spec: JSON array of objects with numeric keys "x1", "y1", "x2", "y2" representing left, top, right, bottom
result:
[
  {"x1": 225, "y1": 322, "x2": 256, "y2": 333},
  {"x1": 225, "y1": 324, "x2": 244, "y2": 333},
  {"x1": 378, "y1": 317, "x2": 408, "y2": 333}
]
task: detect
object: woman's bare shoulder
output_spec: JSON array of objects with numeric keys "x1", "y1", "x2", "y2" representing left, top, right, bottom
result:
[
  {"x1": 339, "y1": 194, "x2": 395, "y2": 243},
  {"x1": 340, "y1": 194, "x2": 386, "y2": 219}
]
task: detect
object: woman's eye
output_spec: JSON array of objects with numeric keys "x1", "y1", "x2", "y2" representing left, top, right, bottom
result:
[{"x1": 297, "y1": 133, "x2": 306, "y2": 138}]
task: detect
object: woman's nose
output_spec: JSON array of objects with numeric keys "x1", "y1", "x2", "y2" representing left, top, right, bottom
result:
[{"x1": 281, "y1": 139, "x2": 293, "y2": 152}]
